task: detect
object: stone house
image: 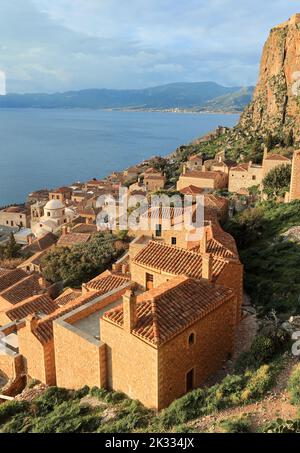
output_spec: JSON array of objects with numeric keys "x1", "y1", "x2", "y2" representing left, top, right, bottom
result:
[
  {"x1": 177, "y1": 169, "x2": 228, "y2": 192},
  {"x1": 228, "y1": 162, "x2": 263, "y2": 193},
  {"x1": 143, "y1": 168, "x2": 166, "y2": 192},
  {"x1": 228, "y1": 153, "x2": 291, "y2": 194},
  {"x1": 0, "y1": 206, "x2": 30, "y2": 228},
  {"x1": 49, "y1": 187, "x2": 73, "y2": 203},
  {"x1": 186, "y1": 154, "x2": 203, "y2": 171}
]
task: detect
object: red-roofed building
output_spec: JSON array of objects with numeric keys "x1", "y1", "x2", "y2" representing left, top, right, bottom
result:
[{"x1": 100, "y1": 276, "x2": 237, "y2": 409}]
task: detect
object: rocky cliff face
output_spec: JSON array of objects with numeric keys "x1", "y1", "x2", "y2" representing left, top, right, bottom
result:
[{"x1": 239, "y1": 14, "x2": 300, "y2": 140}]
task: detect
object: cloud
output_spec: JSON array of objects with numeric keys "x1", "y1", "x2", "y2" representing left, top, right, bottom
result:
[{"x1": 0, "y1": 0, "x2": 298, "y2": 92}]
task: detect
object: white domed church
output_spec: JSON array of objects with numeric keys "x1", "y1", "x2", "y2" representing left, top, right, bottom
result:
[{"x1": 31, "y1": 199, "x2": 75, "y2": 238}]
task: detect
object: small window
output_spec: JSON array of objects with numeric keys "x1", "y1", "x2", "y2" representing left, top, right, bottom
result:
[
  {"x1": 171, "y1": 237, "x2": 177, "y2": 245},
  {"x1": 146, "y1": 273, "x2": 154, "y2": 290},
  {"x1": 47, "y1": 212, "x2": 51, "y2": 217},
  {"x1": 155, "y1": 224, "x2": 162, "y2": 237},
  {"x1": 188, "y1": 333, "x2": 195, "y2": 346},
  {"x1": 11, "y1": 221, "x2": 13, "y2": 226},
  {"x1": 186, "y1": 369, "x2": 195, "y2": 393},
  {"x1": 252, "y1": 175, "x2": 256, "y2": 180}
]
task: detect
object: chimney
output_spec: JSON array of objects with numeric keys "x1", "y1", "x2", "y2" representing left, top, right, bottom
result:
[
  {"x1": 38, "y1": 276, "x2": 47, "y2": 289},
  {"x1": 26, "y1": 314, "x2": 39, "y2": 332},
  {"x1": 183, "y1": 164, "x2": 187, "y2": 175},
  {"x1": 27, "y1": 235, "x2": 34, "y2": 245},
  {"x1": 263, "y1": 146, "x2": 268, "y2": 162},
  {"x1": 200, "y1": 228, "x2": 207, "y2": 254},
  {"x1": 61, "y1": 225, "x2": 68, "y2": 235},
  {"x1": 123, "y1": 289, "x2": 137, "y2": 333},
  {"x1": 202, "y1": 253, "x2": 212, "y2": 283}
]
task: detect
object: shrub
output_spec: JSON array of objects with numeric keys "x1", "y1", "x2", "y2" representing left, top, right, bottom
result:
[
  {"x1": 219, "y1": 416, "x2": 252, "y2": 433},
  {"x1": 33, "y1": 387, "x2": 71, "y2": 416},
  {"x1": 241, "y1": 365, "x2": 274, "y2": 401},
  {"x1": 31, "y1": 401, "x2": 101, "y2": 433},
  {"x1": 73, "y1": 385, "x2": 90, "y2": 400},
  {"x1": 158, "y1": 388, "x2": 207, "y2": 429},
  {"x1": 90, "y1": 387, "x2": 126, "y2": 404},
  {"x1": 288, "y1": 364, "x2": 300, "y2": 405},
  {"x1": 263, "y1": 418, "x2": 300, "y2": 433},
  {"x1": 0, "y1": 400, "x2": 29, "y2": 424},
  {"x1": 98, "y1": 400, "x2": 152, "y2": 433}
]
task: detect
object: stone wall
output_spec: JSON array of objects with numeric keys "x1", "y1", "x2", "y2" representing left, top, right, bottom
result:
[
  {"x1": 157, "y1": 296, "x2": 236, "y2": 409},
  {"x1": 100, "y1": 319, "x2": 159, "y2": 409}
]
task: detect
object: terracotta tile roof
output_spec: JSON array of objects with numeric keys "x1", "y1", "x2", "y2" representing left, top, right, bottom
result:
[
  {"x1": 265, "y1": 154, "x2": 291, "y2": 161},
  {"x1": 57, "y1": 233, "x2": 91, "y2": 247},
  {"x1": 21, "y1": 232, "x2": 57, "y2": 254},
  {"x1": 86, "y1": 271, "x2": 130, "y2": 293},
  {"x1": 210, "y1": 221, "x2": 239, "y2": 257},
  {"x1": 132, "y1": 241, "x2": 227, "y2": 280},
  {"x1": 144, "y1": 167, "x2": 160, "y2": 174},
  {"x1": 208, "y1": 239, "x2": 236, "y2": 258},
  {"x1": 54, "y1": 288, "x2": 81, "y2": 306},
  {"x1": 0, "y1": 274, "x2": 42, "y2": 305},
  {"x1": 0, "y1": 269, "x2": 9, "y2": 278},
  {"x1": 0, "y1": 269, "x2": 27, "y2": 292},
  {"x1": 182, "y1": 170, "x2": 223, "y2": 180},
  {"x1": 144, "y1": 175, "x2": 165, "y2": 180},
  {"x1": 33, "y1": 290, "x2": 103, "y2": 344},
  {"x1": 140, "y1": 206, "x2": 185, "y2": 224},
  {"x1": 188, "y1": 154, "x2": 202, "y2": 161},
  {"x1": 230, "y1": 163, "x2": 250, "y2": 172},
  {"x1": 4, "y1": 294, "x2": 58, "y2": 322},
  {"x1": 18, "y1": 250, "x2": 49, "y2": 269},
  {"x1": 104, "y1": 275, "x2": 234, "y2": 346},
  {"x1": 180, "y1": 185, "x2": 204, "y2": 195},
  {"x1": 71, "y1": 223, "x2": 98, "y2": 234}
]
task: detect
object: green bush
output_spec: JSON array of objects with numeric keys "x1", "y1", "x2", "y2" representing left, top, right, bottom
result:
[
  {"x1": 31, "y1": 401, "x2": 101, "y2": 433},
  {"x1": 241, "y1": 365, "x2": 274, "y2": 401},
  {"x1": 263, "y1": 418, "x2": 300, "y2": 433},
  {"x1": 90, "y1": 386, "x2": 126, "y2": 404},
  {"x1": 219, "y1": 415, "x2": 252, "y2": 433},
  {"x1": 98, "y1": 399, "x2": 152, "y2": 433},
  {"x1": 0, "y1": 400, "x2": 29, "y2": 424},
  {"x1": 33, "y1": 387, "x2": 71, "y2": 416},
  {"x1": 157, "y1": 388, "x2": 207, "y2": 429},
  {"x1": 288, "y1": 364, "x2": 300, "y2": 405}
]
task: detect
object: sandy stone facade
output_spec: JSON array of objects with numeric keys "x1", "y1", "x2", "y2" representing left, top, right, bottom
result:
[{"x1": 289, "y1": 150, "x2": 300, "y2": 201}]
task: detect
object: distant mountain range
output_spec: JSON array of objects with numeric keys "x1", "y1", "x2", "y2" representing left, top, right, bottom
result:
[{"x1": 0, "y1": 82, "x2": 254, "y2": 113}]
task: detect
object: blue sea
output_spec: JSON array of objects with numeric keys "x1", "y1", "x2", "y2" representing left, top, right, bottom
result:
[{"x1": 0, "y1": 109, "x2": 239, "y2": 206}]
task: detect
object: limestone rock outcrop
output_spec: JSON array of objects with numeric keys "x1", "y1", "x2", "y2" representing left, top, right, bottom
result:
[{"x1": 239, "y1": 14, "x2": 300, "y2": 140}]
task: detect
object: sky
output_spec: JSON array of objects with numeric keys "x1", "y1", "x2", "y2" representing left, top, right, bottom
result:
[{"x1": 0, "y1": 0, "x2": 299, "y2": 93}]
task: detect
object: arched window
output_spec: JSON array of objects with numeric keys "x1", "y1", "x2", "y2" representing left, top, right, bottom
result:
[{"x1": 188, "y1": 333, "x2": 195, "y2": 346}]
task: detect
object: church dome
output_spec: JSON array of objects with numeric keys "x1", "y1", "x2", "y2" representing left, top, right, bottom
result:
[{"x1": 44, "y1": 199, "x2": 64, "y2": 210}]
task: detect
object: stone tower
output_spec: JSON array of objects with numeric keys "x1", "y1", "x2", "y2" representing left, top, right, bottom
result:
[{"x1": 290, "y1": 150, "x2": 300, "y2": 201}]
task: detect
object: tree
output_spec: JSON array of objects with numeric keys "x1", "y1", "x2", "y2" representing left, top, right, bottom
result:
[
  {"x1": 263, "y1": 164, "x2": 292, "y2": 199},
  {"x1": 42, "y1": 233, "x2": 123, "y2": 287},
  {"x1": 0, "y1": 233, "x2": 21, "y2": 260},
  {"x1": 265, "y1": 133, "x2": 275, "y2": 151},
  {"x1": 284, "y1": 129, "x2": 294, "y2": 147}
]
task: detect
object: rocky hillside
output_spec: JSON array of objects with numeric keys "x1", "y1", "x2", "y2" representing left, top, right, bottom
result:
[{"x1": 239, "y1": 14, "x2": 300, "y2": 140}]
